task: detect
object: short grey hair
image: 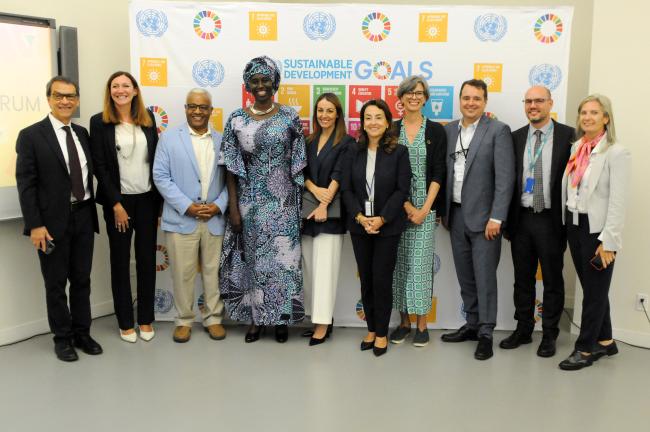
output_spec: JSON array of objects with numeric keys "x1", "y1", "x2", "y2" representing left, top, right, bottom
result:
[
  {"x1": 397, "y1": 75, "x2": 430, "y2": 100},
  {"x1": 186, "y1": 88, "x2": 212, "y2": 105},
  {"x1": 575, "y1": 94, "x2": 616, "y2": 145}
]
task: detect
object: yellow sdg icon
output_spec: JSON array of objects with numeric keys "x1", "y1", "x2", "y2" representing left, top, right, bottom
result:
[
  {"x1": 210, "y1": 108, "x2": 223, "y2": 132},
  {"x1": 419, "y1": 13, "x2": 448, "y2": 42},
  {"x1": 140, "y1": 58, "x2": 168, "y2": 87},
  {"x1": 278, "y1": 84, "x2": 310, "y2": 118},
  {"x1": 249, "y1": 11, "x2": 278, "y2": 41},
  {"x1": 474, "y1": 63, "x2": 503, "y2": 93}
]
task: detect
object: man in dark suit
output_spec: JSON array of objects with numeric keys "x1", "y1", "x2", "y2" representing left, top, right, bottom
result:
[
  {"x1": 500, "y1": 86, "x2": 574, "y2": 357},
  {"x1": 440, "y1": 79, "x2": 515, "y2": 360},
  {"x1": 16, "y1": 76, "x2": 102, "y2": 362}
]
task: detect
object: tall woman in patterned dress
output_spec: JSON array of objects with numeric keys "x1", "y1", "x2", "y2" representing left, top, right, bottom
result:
[
  {"x1": 220, "y1": 56, "x2": 306, "y2": 343},
  {"x1": 389, "y1": 76, "x2": 447, "y2": 347}
]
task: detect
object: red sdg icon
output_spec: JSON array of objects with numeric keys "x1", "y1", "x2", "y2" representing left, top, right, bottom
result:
[
  {"x1": 348, "y1": 85, "x2": 381, "y2": 118},
  {"x1": 384, "y1": 85, "x2": 404, "y2": 119},
  {"x1": 300, "y1": 120, "x2": 310, "y2": 136}
]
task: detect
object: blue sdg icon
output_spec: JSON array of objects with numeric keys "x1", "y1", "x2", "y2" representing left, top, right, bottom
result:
[
  {"x1": 474, "y1": 13, "x2": 508, "y2": 42},
  {"x1": 433, "y1": 253, "x2": 441, "y2": 274},
  {"x1": 192, "y1": 60, "x2": 225, "y2": 87},
  {"x1": 136, "y1": 9, "x2": 168, "y2": 37},
  {"x1": 423, "y1": 86, "x2": 453, "y2": 120},
  {"x1": 154, "y1": 289, "x2": 173, "y2": 314},
  {"x1": 529, "y1": 64, "x2": 562, "y2": 91},
  {"x1": 303, "y1": 12, "x2": 336, "y2": 40}
]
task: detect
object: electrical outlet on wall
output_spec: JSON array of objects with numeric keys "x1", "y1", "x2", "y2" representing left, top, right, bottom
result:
[{"x1": 635, "y1": 294, "x2": 649, "y2": 311}]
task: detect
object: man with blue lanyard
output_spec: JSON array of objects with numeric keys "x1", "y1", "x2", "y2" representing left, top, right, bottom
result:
[{"x1": 501, "y1": 86, "x2": 575, "y2": 357}]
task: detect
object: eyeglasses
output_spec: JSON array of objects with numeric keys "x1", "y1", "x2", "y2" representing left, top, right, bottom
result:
[
  {"x1": 185, "y1": 104, "x2": 211, "y2": 112},
  {"x1": 50, "y1": 92, "x2": 78, "y2": 101},
  {"x1": 405, "y1": 91, "x2": 426, "y2": 98},
  {"x1": 523, "y1": 98, "x2": 549, "y2": 105}
]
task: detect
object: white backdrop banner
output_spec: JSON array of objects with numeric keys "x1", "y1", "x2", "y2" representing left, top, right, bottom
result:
[{"x1": 131, "y1": 1, "x2": 573, "y2": 329}]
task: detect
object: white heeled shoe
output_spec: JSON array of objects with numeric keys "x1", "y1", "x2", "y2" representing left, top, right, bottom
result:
[
  {"x1": 120, "y1": 329, "x2": 137, "y2": 343},
  {"x1": 139, "y1": 327, "x2": 155, "y2": 342}
]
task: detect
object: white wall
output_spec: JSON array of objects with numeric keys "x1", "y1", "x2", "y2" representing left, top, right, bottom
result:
[
  {"x1": 0, "y1": 0, "x2": 594, "y2": 344},
  {"x1": 573, "y1": 0, "x2": 650, "y2": 347}
]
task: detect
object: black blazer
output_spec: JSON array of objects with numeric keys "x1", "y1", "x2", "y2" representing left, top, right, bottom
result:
[
  {"x1": 303, "y1": 133, "x2": 354, "y2": 236},
  {"x1": 506, "y1": 119, "x2": 575, "y2": 239},
  {"x1": 15, "y1": 117, "x2": 99, "y2": 239},
  {"x1": 341, "y1": 142, "x2": 411, "y2": 237},
  {"x1": 89, "y1": 110, "x2": 160, "y2": 209},
  {"x1": 393, "y1": 118, "x2": 447, "y2": 214}
]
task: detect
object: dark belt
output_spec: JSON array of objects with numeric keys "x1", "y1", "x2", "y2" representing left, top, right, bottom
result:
[
  {"x1": 520, "y1": 206, "x2": 549, "y2": 214},
  {"x1": 451, "y1": 202, "x2": 461, "y2": 209},
  {"x1": 70, "y1": 199, "x2": 93, "y2": 212}
]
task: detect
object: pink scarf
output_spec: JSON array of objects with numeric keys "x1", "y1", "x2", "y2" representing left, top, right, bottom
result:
[{"x1": 566, "y1": 131, "x2": 605, "y2": 187}]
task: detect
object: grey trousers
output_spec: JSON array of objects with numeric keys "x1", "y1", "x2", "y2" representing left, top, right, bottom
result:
[{"x1": 450, "y1": 205, "x2": 501, "y2": 338}]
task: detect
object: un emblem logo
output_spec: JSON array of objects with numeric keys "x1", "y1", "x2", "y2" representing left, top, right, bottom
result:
[
  {"x1": 529, "y1": 64, "x2": 562, "y2": 91},
  {"x1": 136, "y1": 9, "x2": 168, "y2": 37},
  {"x1": 474, "y1": 14, "x2": 508, "y2": 41},
  {"x1": 154, "y1": 289, "x2": 173, "y2": 313},
  {"x1": 303, "y1": 12, "x2": 336, "y2": 40},
  {"x1": 192, "y1": 60, "x2": 225, "y2": 87}
]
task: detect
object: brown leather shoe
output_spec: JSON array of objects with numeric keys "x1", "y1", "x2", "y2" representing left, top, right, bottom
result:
[
  {"x1": 173, "y1": 326, "x2": 191, "y2": 343},
  {"x1": 205, "y1": 324, "x2": 226, "y2": 340}
]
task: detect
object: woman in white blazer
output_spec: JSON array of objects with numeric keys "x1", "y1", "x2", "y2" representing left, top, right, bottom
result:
[{"x1": 559, "y1": 94, "x2": 630, "y2": 371}]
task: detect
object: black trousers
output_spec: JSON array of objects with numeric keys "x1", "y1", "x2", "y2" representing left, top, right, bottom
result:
[
  {"x1": 511, "y1": 208, "x2": 566, "y2": 338},
  {"x1": 567, "y1": 213, "x2": 614, "y2": 353},
  {"x1": 38, "y1": 202, "x2": 95, "y2": 343},
  {"x1": 103, "y1": 191, "x2": 158, "y2": 330},
  {"x1": 350, "y1": 233, "x2": 401, "y2": 338}
]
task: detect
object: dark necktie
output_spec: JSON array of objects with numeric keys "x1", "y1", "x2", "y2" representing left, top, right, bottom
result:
[
  {"x1": 533, "y1": 130, "x2": 544, "y2": 213},
  {"x1": 62, "y1": 126, "x2": 85, "y2": 202}
]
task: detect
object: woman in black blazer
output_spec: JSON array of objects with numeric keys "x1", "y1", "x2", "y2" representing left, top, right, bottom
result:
[
  {"x1": 341, "y1": 99, "x2": 411, "y2": 356},
  {"x1": 390, "y1": 76, "x2": 447, "y2": 347},
  {"x1": 90, "y1": 71, "x2": 160, "y2": 343},
  {"x1": 301, "y1": 93, "x2": 354, "y2": 346}
]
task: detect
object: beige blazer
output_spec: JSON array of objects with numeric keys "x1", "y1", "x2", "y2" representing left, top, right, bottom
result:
[{"x1": 561, "y1": 136, "x2": 630, "y2": 251}]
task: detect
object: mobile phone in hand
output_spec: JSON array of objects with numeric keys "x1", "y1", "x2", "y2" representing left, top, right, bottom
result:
[{"x1": 44, "y1": 240, "x2": 55, "y2": 255}]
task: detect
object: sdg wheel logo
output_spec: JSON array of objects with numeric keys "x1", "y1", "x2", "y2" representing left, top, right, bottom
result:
[
  {"x1": 193, "y1": 10, "x2": 222, "y2": 40},
  {"x1": 361, "y1": 12, "x2": 391, "y2": 42},
  {"x1": 534, "y1": 14, "x2": 563, "y2": 44},
  {"x1": 147, "y1": 106, "x2": 169, "y2": 135}
]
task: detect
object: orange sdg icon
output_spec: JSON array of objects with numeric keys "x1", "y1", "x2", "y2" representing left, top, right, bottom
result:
[
  {"x1": 409, "y1": 297, "x2": 437, "y2": 324},
  {"x1": 140, "y1": 58, "x2": 168, "y2": 87},
  {"x1": 474, "y1": 63, "x2": 503, "y2": 93},
  {"x1": 210, "y1": 108, "x2": 223, "y2": 132},
  {"x1": 278, "y1": 85, "x2": 310, "y2": 118},
  {"x1": 418, "y1": 13, "x2": 448, "y2": 42},
  {"x1": 249, "y1": 11, "x2": 278, "y2": 41}
]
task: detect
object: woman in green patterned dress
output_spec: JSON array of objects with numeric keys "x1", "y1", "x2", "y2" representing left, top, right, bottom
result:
[{"x1": 390, "y1": 76, "x2": 447, "y2": 347}]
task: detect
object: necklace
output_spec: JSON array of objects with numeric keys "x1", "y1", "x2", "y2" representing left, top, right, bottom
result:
[
  {"x1": 117, "y1": 123, "x2": 137, "y2": 160},
  {"x1": 250, "y1": 103, "x2": 275, "y2": 115}
]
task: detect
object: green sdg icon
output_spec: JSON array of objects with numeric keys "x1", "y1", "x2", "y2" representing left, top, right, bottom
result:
[{"x1": 313, "y1": 85, "x2": 347, "y2": 117}]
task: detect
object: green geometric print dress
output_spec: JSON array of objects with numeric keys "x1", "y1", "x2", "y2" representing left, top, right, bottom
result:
[{"x1": 392, "y1": 120, "x2": 437, "y2": 315}]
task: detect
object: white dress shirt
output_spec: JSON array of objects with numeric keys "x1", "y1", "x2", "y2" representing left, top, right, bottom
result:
[
  {"x1": 48, "y1": 113, "x2": 91, "y2": 201},
  {"x1": 452, "y1": 118, "x2": 479, "y2": 204},
  {"x1": 189, "y1": 126, "x2": 215, "y2": 201}
]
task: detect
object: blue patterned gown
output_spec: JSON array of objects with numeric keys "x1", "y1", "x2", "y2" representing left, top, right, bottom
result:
[{"x1": 219, "y1": 105, "x2": 306, "y2": 325}]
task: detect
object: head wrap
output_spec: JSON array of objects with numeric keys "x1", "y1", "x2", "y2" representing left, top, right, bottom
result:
[{"x1": 243, "y1": 56, "x2": 281, "y2": 93}]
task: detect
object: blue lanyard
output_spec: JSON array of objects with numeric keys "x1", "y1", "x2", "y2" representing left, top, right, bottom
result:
[
  {"x1": 526, "y1": 122, "x2": 553, "y2": 174},
  {"x1": 366, "y1": 174, "x2": 375, "y2": 200}
]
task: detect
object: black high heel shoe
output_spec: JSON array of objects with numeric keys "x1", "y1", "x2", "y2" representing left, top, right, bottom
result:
[
  {"x1": 302, "y1": 321, "x2": 334, "y2": 338},
  {"x1": 275, "y1": 324, "x2": 288, "y2": 343},
  {"x1": 360, "y1": 339, "x2": 375, "y2": 351},
  {"x1": 245, "y1": 325, "x2": 264, "y2": 343},
  {"x1": 309, "y1": 324, "x2": 334, "y2": 346}
]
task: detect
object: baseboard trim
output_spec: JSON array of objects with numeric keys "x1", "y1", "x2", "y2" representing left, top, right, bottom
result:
[
  {"x1": 612, "y1": 327, "x2": 650, "y2": 348},
  {"x1": 0, "y1": 301, "x2": 114, "y2": 346}
]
